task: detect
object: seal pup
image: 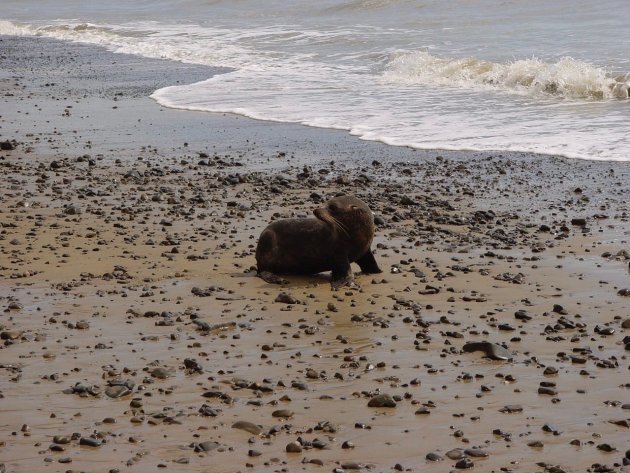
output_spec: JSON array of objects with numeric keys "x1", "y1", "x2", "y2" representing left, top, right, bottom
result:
[{"x1": 256, "y1": 195, "x2": 382, "y2": 289}]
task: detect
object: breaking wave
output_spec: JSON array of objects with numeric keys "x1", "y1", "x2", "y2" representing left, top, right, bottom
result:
[
  {"x1": 384, "y1": 51, "x2": 630, "y2": 100},
  {"x1": 0, "y1": 20, "x2": 249, "y2": 68}
]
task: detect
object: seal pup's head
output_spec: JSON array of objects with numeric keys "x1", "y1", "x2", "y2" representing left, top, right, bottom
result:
[{"x1": 313, "y1": 195, "x2": 374, "y2": 242}]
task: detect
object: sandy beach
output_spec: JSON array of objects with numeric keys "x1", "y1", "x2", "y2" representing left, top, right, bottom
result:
[{"x1": 1, "y1": 35, "x2": 629, "y2": 473}]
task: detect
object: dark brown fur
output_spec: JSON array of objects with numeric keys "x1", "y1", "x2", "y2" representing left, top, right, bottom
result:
[{"x1": 256, "y1": 195, "x2": 381, "y2": 288}]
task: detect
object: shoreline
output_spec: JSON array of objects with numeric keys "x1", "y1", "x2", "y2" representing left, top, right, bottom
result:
[
  {"x1": 4, "y1": 34, "x2": 624, "y2": 169},
  {"x1": 1, "y1": 34, "x2": 630, "y2": 473}
]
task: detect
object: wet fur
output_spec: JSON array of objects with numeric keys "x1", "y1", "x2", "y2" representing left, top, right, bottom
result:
[{"x1": 256, "y1": 195, "x2": 381, "y2": 287}]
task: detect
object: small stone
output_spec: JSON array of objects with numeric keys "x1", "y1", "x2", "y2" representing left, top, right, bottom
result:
[
  {"x1": 79, "y1": 437, "x2": 102, "y2": 447},
  {"x1": 542, "y1": 423, "x2": 561, "y2": 434},
  {"x1": 462, "y1": 341, "x2": 512, "y2": 360},
  {"x1": 272, "y1": 409, "x2": 293, "y2": 419},
  {"x1": 464, "y1": 448, "x2": 488, "y2": 458},
  {"x1": 455, "y1": 458, "x2": 474, "y2": 469},
  {"x1": 499, "y1": 405, "x2": 523, "y2": 413},
  {"x1": 232, "y1": 421, "x2": 263, "y2": 435},
  {"x1": 197, "y1": 441, "x2": 220, "y2": 453},
  {"x1": 275, "y1": 293, "x2": 298, "y2": 304},
  {"x1": 285, "y1": 441, "x2": 302, "y2": 453},
  {"x1": 445, "y1": 449, "x2": 466, "y2": 460},
  {"x1": 150, "y1": 367, "x2": 173, "y2": 379},
  {"x1": 340, "y1": 462, "x2": 363, "y2": 470},
  {"x1": 367, "y1": 393, "x2": 397, "y2": 408},
  {"x1": 198, "y1": 404, "x2": 221, "y2": 417},
  {"x1": 597, "y1": 443, "x2": 616, "y2": 452},
  {"x1": 105, "y1": 385, "x2": 131, "y2": 398}
]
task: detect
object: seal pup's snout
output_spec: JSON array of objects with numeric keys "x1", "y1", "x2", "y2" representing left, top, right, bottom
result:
[{"x1": 313, "y1": 206, "x2": 329, "y2": 221}]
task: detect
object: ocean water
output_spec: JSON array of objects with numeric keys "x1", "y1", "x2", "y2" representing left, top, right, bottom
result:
[{"x1": 2, "y1": 0, "x2": 629, "y2": 161}]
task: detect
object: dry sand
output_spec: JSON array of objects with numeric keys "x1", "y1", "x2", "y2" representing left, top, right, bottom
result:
[{"x1": 1, "y1": 35, "x2": 629, "y2": 473}]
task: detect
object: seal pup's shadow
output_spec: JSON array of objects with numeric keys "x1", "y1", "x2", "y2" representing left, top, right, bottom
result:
[
  {"x1": 239, "y1": 268, "x2": 346, "y2": 289},
  {"x1": 257, "y1": 270, "x2": 366, "y2": 289}
]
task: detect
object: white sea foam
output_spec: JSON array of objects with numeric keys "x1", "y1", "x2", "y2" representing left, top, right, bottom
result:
[
  {"x1": 0, "y1": 20, "x2": 253, "y2": 69},
  {"x1": 383, "y1": 51, "x2": 624, "y2": 100}
]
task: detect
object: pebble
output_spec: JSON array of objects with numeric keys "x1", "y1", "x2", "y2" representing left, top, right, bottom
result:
[
  {"x1": 499, "y1": 405, "x2": 523, "y2": 413},
  {"x1": 150, "y1": 367, "x2": 173, "y2": 379},
  {"x1": 542, "y1": 423, "x2": 561, "y2": 435},
  {"x1": 79, "y1": 437, "x2": 102, "y2": 447},
  {"x1": 445, "y1": 448, "x2": 466, "y2": 460},
  {"x1": 105, "y1": 385, "x2": 131, "y2": 398},
  {"x1": 196, "y1": 441, "x2": 220, "y2": 453},
  {"x1": 455, "y1": 458, "x2": 474, "y2": 469},
  {"x1": 367, "y1": 393, "x2": 397, "y2": 408},
  {"x1": 272, "y1": 409, "x2": 294, "y2": 419},
  {"x1": 232, "y1": 421, "x2": 264, "y2": 435},
  {"x1": 275, "y1": 293, "x2": 298, "y2": 304},
  {"x1": 462, "y1": 341, "x2": 512, "y2": 361},
  {"x1": 464, "y1": 448, "x2": 488, "y2": 458},
  {"x1": 286, "y1": 441, "x2": 302, "y2": 453},
  {"x1": 538, "y1": 386, "x2": 558, "y2": 396}
]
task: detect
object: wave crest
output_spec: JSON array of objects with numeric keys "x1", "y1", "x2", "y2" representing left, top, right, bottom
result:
[{"x1": 383, "y1": 51, "x2": 628, "y2": 100}]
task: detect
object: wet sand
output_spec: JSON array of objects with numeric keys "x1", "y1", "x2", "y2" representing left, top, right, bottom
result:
[{"x1": 1, "y1": 35, "x2": 629, "y2": 473}]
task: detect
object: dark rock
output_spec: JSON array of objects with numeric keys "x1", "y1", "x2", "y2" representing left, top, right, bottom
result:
[
  {"x1": 79, "y1": 437, "x2": 102, "y2": 447},
  {"x1": 367, "y1": 393, "x2": 397, "y2": 408},
  {"x1": 232, "y1": 421, "x2": 263, "y2": 435},
  {"x1": 455, "y1": 458, "x2": 474, "y2": 469},
  {"x1": 425, "y1": 452, "x2": 443, "y2": 461},
  {"x1": 462, "y1": 341, "x2": 512, "y2": 360},
  {"x1": 499, "y1": 404, "x2": 523, "y2": 413},
  {"x1": 0, "y1": 140, "x2": 16, "y2": 150},
  {"x1": 275, "y1": 293, "x2": 298, "y2": 304},
  {"x1": 286, "y1": 441, "x2": 302, "y2": 453},
  {"x1": 105, "y1": 385, "x2": 131, "y2": 398}
]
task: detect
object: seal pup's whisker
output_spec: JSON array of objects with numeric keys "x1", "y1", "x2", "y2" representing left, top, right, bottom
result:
[{"x1": 333, "y1": 218, "x2": 350, "y2": 238}]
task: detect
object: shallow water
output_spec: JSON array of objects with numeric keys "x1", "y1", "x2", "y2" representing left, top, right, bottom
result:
[{"x1": 3, "y1": 0, "x2": 629, "y2": 160}]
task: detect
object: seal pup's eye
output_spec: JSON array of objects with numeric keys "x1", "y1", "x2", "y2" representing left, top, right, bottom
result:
[{"x1": 328, "y1": 203, "x2": 338, "y2": 212}]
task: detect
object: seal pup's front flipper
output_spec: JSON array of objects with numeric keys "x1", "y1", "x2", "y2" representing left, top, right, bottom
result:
[
  {"x1": 356, "y1": 250, "x2": 382, "y2": 274},
  {"x1": 331, "y1": 260, "x2": 357, "y2": 290}
]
